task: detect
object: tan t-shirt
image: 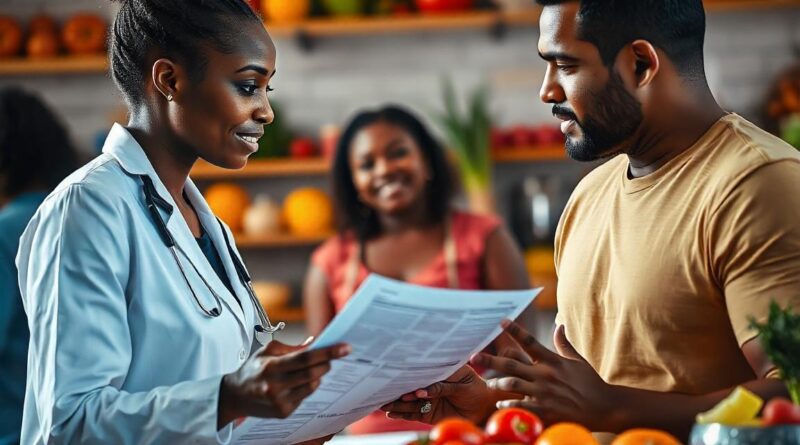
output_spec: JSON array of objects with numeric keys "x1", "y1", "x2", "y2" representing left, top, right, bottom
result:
[{"x1": 555, "y1": 114, "x2": 800, "y2": 395}]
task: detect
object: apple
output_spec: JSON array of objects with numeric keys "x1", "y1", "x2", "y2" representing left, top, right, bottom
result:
[{"x1": 290, "y1": 137, "x2": 317, "y2": 158}]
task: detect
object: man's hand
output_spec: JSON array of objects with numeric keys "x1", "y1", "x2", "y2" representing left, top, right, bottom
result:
[
  {"x1": 380, "y1": 365, "x2": 496, "y2": 425},
  {"x1": 473, "y1": 321, "x2": 621, "y2": 431}
]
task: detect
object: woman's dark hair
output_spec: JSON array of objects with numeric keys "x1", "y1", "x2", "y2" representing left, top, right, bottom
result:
[
  {"x1": 0, "y1": 88, "x2": 80, "y2": 197},
  {"x1": 332, "y1": 105, "x2": 455, "y2": 240},
  {"x1": 108, "y1": 0, "x2": 261, "y2": 106}
]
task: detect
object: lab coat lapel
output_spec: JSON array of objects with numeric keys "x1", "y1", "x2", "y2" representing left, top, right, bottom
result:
[
  {"x1": 183, "y1": 180, "x2": 254, "y2": 333},
  {"x1": 103, "y1": 124, "x2": 249, "y2": 335}
]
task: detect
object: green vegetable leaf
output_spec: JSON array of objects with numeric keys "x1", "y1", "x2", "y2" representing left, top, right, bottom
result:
[{"x1": 750, "y1": 301, "x2": 800, "y2": 404}]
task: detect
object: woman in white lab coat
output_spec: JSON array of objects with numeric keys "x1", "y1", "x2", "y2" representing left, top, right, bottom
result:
[{"x1": 15, "y1": 1, "x2": 350, "y2": 444}]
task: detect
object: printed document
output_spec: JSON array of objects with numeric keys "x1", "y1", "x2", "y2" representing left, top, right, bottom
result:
[{"x1": 231, "y1": 274, "x2": 540, "y2": 444}]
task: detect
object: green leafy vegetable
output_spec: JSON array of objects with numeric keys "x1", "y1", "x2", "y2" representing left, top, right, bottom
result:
[
  {"x1": 750, "y1": 301, "x2": 800, "y2": 404},
  {"x1": 433, "y1": 78, "x2": 492, "y2": 192}
]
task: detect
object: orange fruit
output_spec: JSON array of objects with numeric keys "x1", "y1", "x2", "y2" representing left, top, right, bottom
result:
[
  {"x1": 261, "y1": 0, "x2": 310, "y2": 22},
  {"x1": 282, "y1": 187, "x2": 333, "y2": 236},
  {"x1": 205, "y1": 183, "x2": 251, "y2": 233},
  {"x1": 535, "y1": 422, "x2": 598, "y2": 445},
  {"x1": 611, "y1": 429, "x2": 681, "y2": 445}
]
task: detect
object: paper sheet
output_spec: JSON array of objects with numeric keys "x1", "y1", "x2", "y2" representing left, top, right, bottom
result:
[{"x1": 231, "y1": 274, "x2": 540, "y2": 445}]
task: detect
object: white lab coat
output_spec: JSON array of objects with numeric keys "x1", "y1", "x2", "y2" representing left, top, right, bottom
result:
[{"x1": 17, "y1": 124, "x2": 259, "y2": 444}]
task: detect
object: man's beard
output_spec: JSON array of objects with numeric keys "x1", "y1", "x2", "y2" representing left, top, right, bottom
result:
[{"x1": 555, "y1": 70, "x2": 643, "y2": 162}]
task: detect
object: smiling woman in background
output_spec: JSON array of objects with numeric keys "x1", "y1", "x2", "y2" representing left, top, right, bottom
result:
[
  {"x1": 15, "y1": 1, "x2": 349, "y2": 444},
  {"x1": 0, "y1": 87, "x2": 80, "y2": 445},
  {"x1": 303, "y1": 105, "x2": 530, "y2": 435}
]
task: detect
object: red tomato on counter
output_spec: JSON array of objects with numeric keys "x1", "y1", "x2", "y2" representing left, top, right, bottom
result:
[
  {"x1": 485, "y1": 408, "x2": 543, "y2": 445},
  {"x1": 430, "y1": 418, "x2": 485, "y2": 445}
]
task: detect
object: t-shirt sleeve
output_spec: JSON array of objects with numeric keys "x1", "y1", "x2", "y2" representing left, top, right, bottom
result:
[{"x1": 708, "y1": 160, "x2": 800, "y2": 346}]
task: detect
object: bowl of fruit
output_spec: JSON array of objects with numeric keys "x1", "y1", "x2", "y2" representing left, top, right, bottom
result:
[
  {"x1": 690, "y1": 388, "x2": 800, "y2": 445},
  {"x1": 691, "y1": 301, "x2": 800, "y2": 444}
]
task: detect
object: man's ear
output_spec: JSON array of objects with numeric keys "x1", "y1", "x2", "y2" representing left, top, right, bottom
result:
[
  {"x1": 630, "y1": 40, "x2": 660, "y2": 88},
  {"x1": 151, "y1": 58, "x2": 180, "y2": 102}
]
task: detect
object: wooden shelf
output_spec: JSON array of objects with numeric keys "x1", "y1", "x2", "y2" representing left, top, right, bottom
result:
[
  {"x1": 492, "y1": 144, "x2": 566, "y2": 163},
  {"x1": 266, "y1": 9, "x2": 541, "y2": 38},
  {"x1": 192, "y1": 157, "x2": 330, "y2": 179},
  {"x1": 703, "y1": 0, "x2": 800, "y2": 11},
  {"x1": 234, "y1": 231, "x2": 332, "y2": 248},
  {"x1": 2, "y1": 2, "x2": 795, "y2": 75},
  {"x1": 192, "y1": 145, "x2": 566, "y2": 180},
  {"x1": 0, "y1": 55, "x2": 107, "y2": 75},
  {"x1": 267, "y1": 306, "x2": 306, "y2": 323}
]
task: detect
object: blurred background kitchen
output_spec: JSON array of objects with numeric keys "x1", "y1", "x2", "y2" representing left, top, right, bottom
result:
[{"x1": 1, "y1": 0, "x2": 799, "y2": 347}]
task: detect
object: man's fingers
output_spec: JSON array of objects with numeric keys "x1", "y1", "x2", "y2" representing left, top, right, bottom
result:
[
  {"x1": 501, "y1": 320, "x2": 560, "y2": 365},
  {"x1": 420, "y1": 380, "x2": 463, "y2": 399},
  {"x1": 471, "y1": 352, "x2": 546, "y2": 381},
  {"x1": 499, "y1": 344, "x2": 534, "y2": 365}
]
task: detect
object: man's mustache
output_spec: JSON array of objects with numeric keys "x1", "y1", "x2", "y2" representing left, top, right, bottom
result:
[{"x1": 552, "y1": 105, "x2": 578, "y2": 122}]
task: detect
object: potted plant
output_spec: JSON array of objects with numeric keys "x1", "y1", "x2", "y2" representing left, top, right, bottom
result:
[{"x1": 434, "y1": 79, "x2": 494, "y2": 214}]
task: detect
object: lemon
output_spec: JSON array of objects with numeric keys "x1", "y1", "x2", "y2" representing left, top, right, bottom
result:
[{"x1": 696, "y1": 387, "x2": 764, "y2": 426}]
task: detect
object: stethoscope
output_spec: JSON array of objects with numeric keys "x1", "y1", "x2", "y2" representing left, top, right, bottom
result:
[{"x1": 140, "y1": 175, "x2": 284, "y2": 346}]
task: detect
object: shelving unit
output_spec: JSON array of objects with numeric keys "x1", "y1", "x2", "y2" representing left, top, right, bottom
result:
[
  {"x1": 0, "y1": 55, "x2": 107, "y2": 76},
  {"x1": 267, "y1": 306, "x2": 306, "y2": 323},
  {"x1": 266, "y1": 9, "x2": 540, "y2": 38},
  {"x1": 191, "y1": 144, "x2": 567, "y2": 180},
  {"x1": 2, "y1": 0, "x2": 796, "y2": 75},
  {"x1": 192, "y1": 157, "x2": 329, "y2": 179},
  {"x1": 234, "y1": 231, "x2": 332, "y2": 249}
]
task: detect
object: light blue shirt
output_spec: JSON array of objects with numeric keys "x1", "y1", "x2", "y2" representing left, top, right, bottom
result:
[
  {"x1": 0, "y1": 191, "x2": 47, "y2": 445},
  {"x1": 16, "y1": 124, "x2": 258, "y2": 445}
]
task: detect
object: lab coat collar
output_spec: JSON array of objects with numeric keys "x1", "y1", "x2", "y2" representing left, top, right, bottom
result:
[{"x1": 102, "y1": 123, "x2": 251, "y2": 336}]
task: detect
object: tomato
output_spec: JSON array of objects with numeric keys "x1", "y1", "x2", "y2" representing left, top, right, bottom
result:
[
  {"x1": 430, "y1": 418, "x2": 485, "y2": 445},
  {"x1": 485, "y1": 408, "x2": 543, "y2": 445},
  {"x1": 762, "y1": 398, "x2": 800, "y2": 426},
  {"x1": 62, "y1": 14, "x2": 106, "y2": 55},
  {"x1": 0, "y1": 16, "x2": 23, "y2": 58}
]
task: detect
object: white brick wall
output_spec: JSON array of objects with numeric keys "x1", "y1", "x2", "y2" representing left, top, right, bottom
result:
[{"x1": 2, "y1": 3, "x2": 796, "y2": 152}]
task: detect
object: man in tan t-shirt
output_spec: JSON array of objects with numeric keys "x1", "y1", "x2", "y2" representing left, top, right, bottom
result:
[{"x1": 381, "y1": 0, "x2": 800, "y2": 439}]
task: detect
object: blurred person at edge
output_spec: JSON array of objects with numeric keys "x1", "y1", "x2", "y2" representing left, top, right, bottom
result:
[
  {"x1": 0, "y1": 87, "x2": 81, "y2": 445},
  {"x1": 382, "y1": 0, "x2": 800, "y2": 442},
  {"x1": 303, "y1": 105, "x2": 531, "y2": 435}
]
